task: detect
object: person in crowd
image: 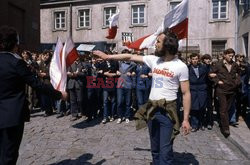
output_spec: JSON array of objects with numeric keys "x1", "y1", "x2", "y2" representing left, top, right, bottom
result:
[
  {"x1": 235, "y1": 54, "x2": 249, "y2": 121},
  {"x1": 188, "y1": 53, "x2": 209, "y2": 132},
  {"x1": 101, "y1": 50, "x2": 119, "y2": 124},
  {"x1": 86, "y1": 56, "x2": 104, "y2": 122},
  {"x1": 0, "y1": 26, "x2": 67, "y2": 165},
  {"x1": 135, "y1": 57, "x2": 151, "y2": 108},
  {"x1": 67, "y1": 57, "x2": 87, "y2": 121},
  {"x1": 116, "y1": 49, "x2": 136, "y2": 124},
  {"x1": 93, "y1": 28, "x2": 191, "y2": 165},
  {"x1": 210, "y1": 48, "x2": 241, "y2": 137},
  {"x1": 201, "y1": 54, "x2": 214, "y2": 130},
  {"x1": 38, "y1": 50, "x2": 55, "y2": 117}
]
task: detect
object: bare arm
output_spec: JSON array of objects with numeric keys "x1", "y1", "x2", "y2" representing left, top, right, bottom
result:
[
  {"x1": 180, "y1": 80, "x2": 191, "y2": 135},
  {"x1": 93, "y1": 50, "x2": 144, "y2": 63}
]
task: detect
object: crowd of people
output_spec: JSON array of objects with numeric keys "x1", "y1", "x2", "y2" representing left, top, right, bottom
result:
[
  {"x1": 22, "y1": 44, "x2": 250, "y2": 136},
  {"x1": 1, "y1": 25, "x2": 250, "y2": 165}
]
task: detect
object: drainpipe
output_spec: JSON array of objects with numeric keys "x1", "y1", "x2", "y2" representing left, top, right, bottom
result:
[
  {"x1": 69, "y1": 3, "x2": 72, "y2": 37},
  {"x1": 235, "y1": 1, "x2": 239, "y2": 53}
]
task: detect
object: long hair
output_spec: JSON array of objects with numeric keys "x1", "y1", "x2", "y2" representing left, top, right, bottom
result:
[{"x1": 162, "y1": 28, "x2": 179, "y2": 55}]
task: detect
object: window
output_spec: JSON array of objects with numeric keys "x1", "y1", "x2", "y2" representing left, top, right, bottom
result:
[
  {"x1": 212, "y1": 0, "x2": 228, "y2": 20},
  {"x1": 243, "y1": 0, "x2": 250, "y2": 14},
  {"x1": 78, "y1": 9, "x2": 90, "y2": 28},
  {"x1": 243, "y1": 33, "x2": 249, "y2": 58},
  {"x1": 104, "y1": 7, "x2": 116, "y2": 27},
  {"x1": 170, "y1": 2, "x2": 181, "y2": 10},
  {"x1": 212, "y1": 40, "x2": 227, "y2": 58},
  {"x1": 54, "y1": 11, "x2": 66, "y2": 30},
  {"x1": 132, "y1": 5, "x2": 145, "y2": 25}
]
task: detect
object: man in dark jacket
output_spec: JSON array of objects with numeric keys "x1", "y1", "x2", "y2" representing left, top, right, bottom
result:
[
  {"x1": 210, "y1": 48, "x2": 241, "y2": 137},
  {"x1": 67, "y1": 57, "x2": 87, "y2": 121},
  {"x1": 188, "y1": 53, "x2": 209, "y2": 132},
  {"x1": 0, "y1": 26, "x2": 67, "y2": 165}
]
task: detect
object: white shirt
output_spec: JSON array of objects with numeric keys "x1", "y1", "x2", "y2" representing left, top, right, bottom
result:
[{"x1": 143, "y1": 55, "x2": 189, "y2": 101}]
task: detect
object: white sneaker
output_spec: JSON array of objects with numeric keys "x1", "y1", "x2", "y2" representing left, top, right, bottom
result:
[
  {"x1": 102, "y1": 119, "x2": 107, "y2": 124},
  {"x1": 109, "y1": 117, "x2": 114, "y2": 122},
  {"x1": 117, "y1": 118, "x2": 122, "y2": 124},
  {"x1": 125, "y1": 118, "x2": 130, "y2": 124}
]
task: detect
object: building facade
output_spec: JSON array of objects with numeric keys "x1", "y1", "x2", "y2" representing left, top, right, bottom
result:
[
  {"x1": 0, "y1": 0, "x2": 40, "y2": 51},
  {"x1": 236, "y1": 0, "x2": 250, "y2": 60},
  {"x1": 40, "y1": 0, "x2": 237, "y2": 57}
]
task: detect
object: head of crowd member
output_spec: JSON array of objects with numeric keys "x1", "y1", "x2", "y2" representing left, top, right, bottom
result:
[
  {"x1": 0, "y1": 26, "x2": 19, "y2": 53},
  {"x1": 223, "y1": 48, "x2": 235, "y2": 64},
  {"x1": 42, "y1": 50, "x2": 52, "y2": 63},
  {"x1": 201, "y1": 54, "x2": 212, "y2": 65},
  {"x1": 121, "y1": 49, "x2": 130, "y2": 54},
  {"x1": 189, "y1": 53, "x2": 200, "y2": 67},
  {"x1": 155, "y1": 28, "x2": 179, "y2": 57},
  {"x1": 21, "y1": 50, "x2": 32, "y2": 62},
  {"x1": 217, "y1": 52, "x2": 224, "y2": 61},
  {"x1": 31, "y1": 52, "x2": 38, "y2": 61},
  {"x1": 235, "y1": 54, "x2": 245, "y2": 63}
]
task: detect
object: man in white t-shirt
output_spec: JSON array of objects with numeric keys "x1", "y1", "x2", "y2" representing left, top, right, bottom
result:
[{"x1": 94, "y1": 28, "x2": 191, "y2": 165}]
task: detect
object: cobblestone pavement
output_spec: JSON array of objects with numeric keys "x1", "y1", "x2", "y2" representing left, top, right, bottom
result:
[{"x1": 17, "y1": 112, "x2": 250, "y2": 165}]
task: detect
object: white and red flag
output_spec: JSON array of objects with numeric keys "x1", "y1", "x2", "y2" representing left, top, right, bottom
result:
[
  {"x1": 127, "y1": 0, "x2": 188, "y2": 50},
  {"x1": 49, "y1": 37, "x2": 66, "y2": 91},
  {"x1": 49, "y1": 36, "x2": 79, "y2": 91},
  {"x1": 63, "y1": 36, "x2": 79, "y2": 68},
  {"x1": 106, "y1": 9, "x2": 120, "y2": 39}
]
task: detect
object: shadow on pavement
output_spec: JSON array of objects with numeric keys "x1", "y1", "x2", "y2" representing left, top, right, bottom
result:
[
  {"x1": 49, "y1": 153, "x2": 106, "y2": 165},
  {"x1": 72, "y1": 118, "x2": 101, "y2": 129},
  {"x1": 243, "y1": 108, "x2": 250, "y2": 128},
  {"x1": 173, "y1": 152, "x2": 199, "y2": 165},
  {"x1": 134, "y1": 148, "x2": 199, "y2": 164}
]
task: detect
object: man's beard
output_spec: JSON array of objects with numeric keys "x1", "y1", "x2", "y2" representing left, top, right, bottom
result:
[{"x1": 155, "y1": 48, "x2": 166, "y2": 57}]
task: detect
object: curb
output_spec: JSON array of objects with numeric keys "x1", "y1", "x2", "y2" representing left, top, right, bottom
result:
[{"x1": 214, "y1": 122, "x2": 250, "y2": 160}]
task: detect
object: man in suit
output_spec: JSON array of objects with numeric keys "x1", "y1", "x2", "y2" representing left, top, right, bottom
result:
[
  {"x1": 0, "y1": 26, "x2": 67, "y2": 165},
  {"x1": 67, "y1": 57, "x2": 87, "y2": 121}
]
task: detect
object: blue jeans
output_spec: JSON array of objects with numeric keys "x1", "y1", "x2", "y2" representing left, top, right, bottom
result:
[
  {"x1": 117, "y1": 88, "x2": 132, "y2": 118},
  {"x1": 229, "y1": 99, "x2": 236, "y2": 123},
  {"x1": 136, "y1": 88, "x2": 149, "y2": 108},
  {"x1": 148, "y1": 110, "x2": 174, "y2": 165},
  {"x1": 103, "y1": 90, "x2": 116, "y2": 119}
]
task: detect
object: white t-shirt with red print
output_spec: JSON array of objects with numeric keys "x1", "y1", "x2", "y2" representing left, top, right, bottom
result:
[{"x1": 143, "y1": 55, "x2": 189, "y2": 101}]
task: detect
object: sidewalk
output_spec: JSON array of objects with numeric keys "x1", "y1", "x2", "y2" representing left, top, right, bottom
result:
[{"x1": 227, "y1": 119, "x2": 250, "y2": 159}]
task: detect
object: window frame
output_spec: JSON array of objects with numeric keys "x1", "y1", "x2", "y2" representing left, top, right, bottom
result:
[
  {"x1": 77, "y1": 8, "x2": 91, "y2": 30},
  {"x1": 211, "y1": 0, "x2": 229, "y2": 21},
  {"x1": 103, "y1": 6, "x2": 117, "y2": 28},
  {"x1": 169, "y1": 1, "x2": 182, "y2": 11},
  {"x1": 211, "y1": 40, "x2": 227, "y2": 58},
  {"x1": 130, "y1": 3, "x2": 147, "y2": 27},
  {"x1": 53, "y1": 10, "x2": 67, "y2": 31}
]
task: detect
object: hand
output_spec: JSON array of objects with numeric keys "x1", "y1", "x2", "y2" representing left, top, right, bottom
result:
[
  {"x1": 61, "y1": 91, "x2": 68, "y2": 101},
  {"x1": 126, "y1": 72, "x2": 131, "y2": 76},
  {"x1": 218, "y1": 80, "x2": 224, "y2": 85},
  {"x1": 181, "y1": 120, "x2": 191, "y2": 136},
  {"x1": 116, "y1": 71, "x2": 121, "y2": 76},
  {"x1": 209, "y1": 73, "x2": 217, "y2": 78},
  {"x1": 98, "y1": 70, "x2": 103, "y2": 74},
  {"x1": 140, "y1": 74, "x2": 148, "y2": 78},
  {"x1": 93, "y1": 50, "x2": 108, "y2": 60},
  {"x1": 39, "y1": 72, "x2": 46, "y2": 77}
]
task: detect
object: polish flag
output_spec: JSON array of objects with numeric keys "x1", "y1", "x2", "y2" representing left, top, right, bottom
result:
[
  {"x1": 127, "y1": 0, "x2": 188, "y2": 50},
  {"x1": 63, "y1": 36, "x2": 79, "y2": 68},
  {"x1": 106, "y1": 10, "x2": 120, "y2": 39},
  {"x1": 49, "y1": 37, "x2": 66, "y2": 91}
]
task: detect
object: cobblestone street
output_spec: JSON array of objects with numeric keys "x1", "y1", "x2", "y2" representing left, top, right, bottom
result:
[{"x1": 17, "y1": 112, "x2": 250, "y2": 165}]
